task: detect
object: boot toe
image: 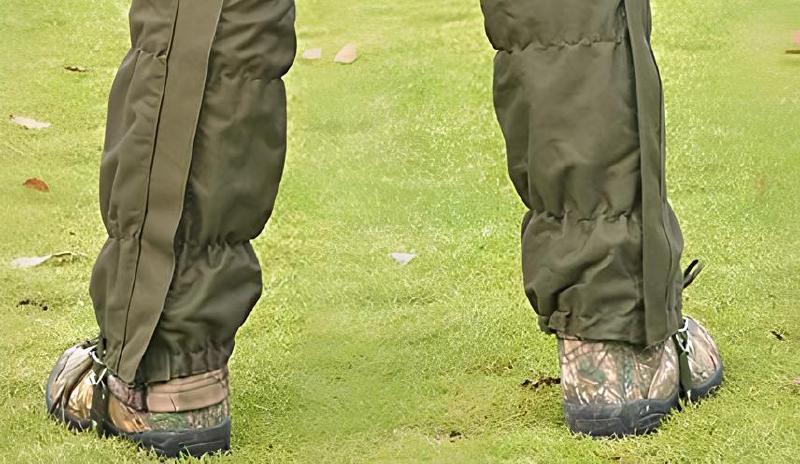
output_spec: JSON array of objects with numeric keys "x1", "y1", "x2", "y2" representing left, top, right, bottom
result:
[{"x1": 44, "y1": 341, "x2": 96, "y2": 431}]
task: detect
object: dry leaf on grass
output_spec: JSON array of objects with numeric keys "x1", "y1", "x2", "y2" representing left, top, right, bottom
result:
[
  {"x1": 10, "y1": 251, "x2": 81, "y2": 269},
  {"x1": 389, "y1": 252, "x2": 416, "y2": 265},
  {"x1": 10, "y1": 115, "x2": 51, "y2": 129},
  {"x1": 302, "y1": 48, "x2": 322, "y2": 60},
  {"x1": 793, "y1": 377, "x2": 800, "y2": 387},
  {"x1": 23, "y1": 178, "x2": 50, "y2": 192},
  {"x1": 787, "y1": 31, "x2": 800, "y2": 54},
  {"x1": 334, "y1": 44, "x2": 358, "y2": 64},
  {"x1": 63, "y1": 65, "x2": 88, "y2": 72}
]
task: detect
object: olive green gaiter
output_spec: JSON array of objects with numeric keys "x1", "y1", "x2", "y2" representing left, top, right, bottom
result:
[
  {"x1": 481, "y1": 0, "x2": 685, "y2": 345},
  {"x1": 90, "y1": 0, "x2": 297, "y2": 384}
]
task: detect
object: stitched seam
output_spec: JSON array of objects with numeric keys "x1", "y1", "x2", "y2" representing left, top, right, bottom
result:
[
  {"x1": 497, "y1": 36, "x2": 625, "y2": 54},
  {"x1": 113, "y1": 2, "x2": 181, "y2": 375}
]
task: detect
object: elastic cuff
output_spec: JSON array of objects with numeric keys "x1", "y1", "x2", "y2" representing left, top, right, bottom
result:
[
  {"x1": 137, "y1": 340, "x2": 234, "y2": 384},
  {"x1": 539, "y1": 306, "x2": 681, "y2": 348}
]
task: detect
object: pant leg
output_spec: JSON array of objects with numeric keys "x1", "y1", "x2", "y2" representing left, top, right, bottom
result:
[
  {"x1": 90, "y1": 0, "x2": 297, "y2": 384},
  {"x1": 481, "y1": 0, "x2": 684, "y2": 345}
]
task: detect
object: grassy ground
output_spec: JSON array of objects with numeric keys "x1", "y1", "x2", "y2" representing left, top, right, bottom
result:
[{"x1": 1, "y1": 0, "x2": 799, "y2": 462}]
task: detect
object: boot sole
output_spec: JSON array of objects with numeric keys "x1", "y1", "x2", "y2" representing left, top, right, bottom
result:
[
  {"x1": 105, "y1": 418, "x2": 231, "y2": 458},
  {"x1": 564, "y1": 393, "x2": 679, "y2": 437},
  {"x1": 564, "y1": 363, "x2": 724, "y2": 438}
]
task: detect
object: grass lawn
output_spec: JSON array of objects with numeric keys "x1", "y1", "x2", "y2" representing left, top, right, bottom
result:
[{"x1": 1, "y1": 0, "x2": 799, "y2": 462}]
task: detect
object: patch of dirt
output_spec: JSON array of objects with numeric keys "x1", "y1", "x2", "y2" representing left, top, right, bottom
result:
[
  {"x1": 18, "y1": 298, "x2": 48, "y2": 311},
  {"x1": 521, "y1": 376, "x2": 560, "y2": 390}
]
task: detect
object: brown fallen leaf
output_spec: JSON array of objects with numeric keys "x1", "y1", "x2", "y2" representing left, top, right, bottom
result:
[
  {"x1": 334, "y1": 43, "x2": 358, "y2": 64},
  {"x1": 788, "y1": 31, "x2": 800, "y2": 54},
  {"x1": 521, "y1": 376, "x2": 561, "y2": 389},
  {"x1": 794, "y1": 377, "x2": 800, "y2": 387},
  {"x1": 23, "y1": 178, "x2": 50, "y2": 192},
  {"x1": 10, "y1": 251, "x2": 81, "y2": 269},
  {"x1": 302, "y1": 48, "x2": 322, "y2": 60},
  {"x1": 63, "y1": 65, "x2": 88, "y2": 73},
  {"x1": 10, "y1": 115, "x2": 51, "y2": 130}
]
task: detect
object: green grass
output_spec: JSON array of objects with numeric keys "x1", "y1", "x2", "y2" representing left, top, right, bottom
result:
[{"x1": 1, "y1": 0, "x2": 799, "y2": 462}]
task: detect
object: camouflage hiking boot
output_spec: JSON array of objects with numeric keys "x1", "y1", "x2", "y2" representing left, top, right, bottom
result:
[
  {"x1": 559, "y1": 316, "x2": 723, "y2": 437},
  {"x1": 45, "y1": 340, "x2": 231, "y2": 457}
]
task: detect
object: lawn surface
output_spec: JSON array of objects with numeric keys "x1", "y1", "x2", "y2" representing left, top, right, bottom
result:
[{"x1": 1, "y1": 0, "x2": 799, "y2": 462}]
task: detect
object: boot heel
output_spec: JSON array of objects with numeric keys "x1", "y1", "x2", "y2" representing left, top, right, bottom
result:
[{"x1": 125, "y1": 418, "x2": 231, "y2": 458}]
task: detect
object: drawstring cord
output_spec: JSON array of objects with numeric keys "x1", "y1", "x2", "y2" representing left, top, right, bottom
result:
[{"x1": 683, "y1": 259, "x2": 704, "y2": 289}]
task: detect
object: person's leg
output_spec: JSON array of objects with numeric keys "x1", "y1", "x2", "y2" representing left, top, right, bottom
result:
[
  {"x1": 480, "y1": 0, "x2": 722, "y2": 436},
  {"x1": 46, "y1": 0, "x2": 296, "y2": 456}
]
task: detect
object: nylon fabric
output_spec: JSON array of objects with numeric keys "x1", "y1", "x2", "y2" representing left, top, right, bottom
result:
[
  {"x1": 90, "y1": 0, "x2": 297, "y2": 384},
  {"x1": 481, "y1": 0, "x2": 684, "y2": 345}
]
